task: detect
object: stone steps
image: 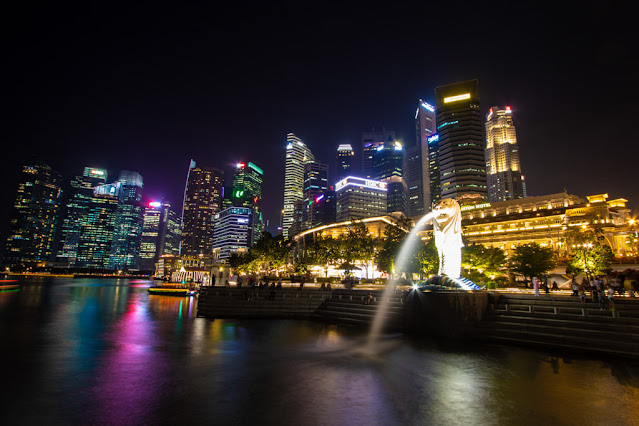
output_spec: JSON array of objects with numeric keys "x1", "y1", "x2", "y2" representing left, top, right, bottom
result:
[
  {"x1": 312, "y1": 290, "x2": 405, "y2": 330},
  {"x1": 475, "y1": 294, "x2": 639, "y2": 356}
]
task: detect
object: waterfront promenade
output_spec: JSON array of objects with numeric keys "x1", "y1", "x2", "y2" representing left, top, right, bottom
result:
[{"x1": 198, "y1": 286, "x2": 639, "y2": 357}]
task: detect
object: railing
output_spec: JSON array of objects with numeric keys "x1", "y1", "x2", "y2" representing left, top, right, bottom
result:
[{"x1": 499, "y1": 303, "x2": 623, "y2": 318}]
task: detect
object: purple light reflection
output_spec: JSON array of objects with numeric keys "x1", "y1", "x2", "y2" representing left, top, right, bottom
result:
[{"x1": 89, "y1": 295, "x2": 166, "y2": 424}]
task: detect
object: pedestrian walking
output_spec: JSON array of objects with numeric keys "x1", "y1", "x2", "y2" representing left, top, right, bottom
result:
[
  {"x1": 607, "y1": 285, "x2": 616, "y2": 311},
  {"x1": 571, "y1": 280, "x2": 579, "y2": 296},
  {"x1": 533, "y1": 277, "x2": 540, "y2": 297},
  {"x1": 579, "y1": 286, "x2": 586, "y2": 303}
]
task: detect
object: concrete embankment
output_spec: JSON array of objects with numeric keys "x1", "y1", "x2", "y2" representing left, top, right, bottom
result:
[
  {"x1": 476, "y1": 293, "x2": 639, "y2": 357},
  {"x1": 197, "y1": 287, "x2": 639, "y2": 357}
]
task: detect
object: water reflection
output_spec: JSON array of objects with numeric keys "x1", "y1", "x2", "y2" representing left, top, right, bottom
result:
[{"x1": 1, "y1": 277, "x2": 639, "y2": 425}]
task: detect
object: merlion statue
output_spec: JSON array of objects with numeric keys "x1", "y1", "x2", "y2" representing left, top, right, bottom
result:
[{"x1": 424, "y1": 198, "x2": 463, "y2": 279}]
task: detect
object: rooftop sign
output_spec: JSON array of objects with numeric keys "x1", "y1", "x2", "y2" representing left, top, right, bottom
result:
[
  {"x1": 443, "y1": 93, "x2": 471, "y2": 103},
  {"x1": 335, "y1": 176, "x2": 387, "y2": 192}
]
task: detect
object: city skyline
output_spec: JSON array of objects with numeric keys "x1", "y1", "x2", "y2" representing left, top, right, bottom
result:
[{"x1": 2, "y1": 3, "x2": 637, "y2": 246}]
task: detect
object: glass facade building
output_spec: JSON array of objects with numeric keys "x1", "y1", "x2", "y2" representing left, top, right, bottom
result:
[
  {"x1": 140, "y1": 201, "x2": 181, "y2": 271},
  {"x1": 212, "y1": 207, "x2": 254, "y2": 260},
  {"x1": 57, "y1": 167, "x2": 109, "y2": 268},
  {"x1": 110, "y1": 171, "x2": 144, "y2": 271},
  {"x1": 230, "y1": 161, "x2": 264, "y2": 241},
  {"x1": 282, "y1": 133, "x2": 315, "y2": 238},
  {"x1": 362, "y1": 129, "x2": 395, "y2": 179},
  {"x1": 372, "y1": 138, "x2": 406, "y2": 214},
  {"x1": 432, "y1": 79, "x2": 487, "y2": 203},
  {"x1": 180, "y1": 161, "x2": 224, "y2": 256},
  {"x1": 485, "y1": 106, "x2": 527, "y2": 202},
  {"x1": 4, "y1": 162, "x2": 63, "y2": 266},
  {"x1": 335, "y1": 177, "x2": 388, "y2": 221},
  {"x1": 407, "y1": 100, "x2": 436, "y2": 216},
  {"x1": 303, "y1": 161, "x2": 328, "y2": 230},
  {"x1": 336, "y1": 144, "x2": 354, "y2": 183}
]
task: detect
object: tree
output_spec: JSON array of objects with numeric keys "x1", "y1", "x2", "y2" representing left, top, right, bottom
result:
[
  {"x1": 308, "y1": 236, "x2": 341, "y2": 277},
  {"x1": 567, "y1": 243, "x2": 614, "y2": 281},
  {"x1": 342, "y1": 222, "x2": 376, "y2": 278},
  {"x1": 509, "y1": 243, "x2": 556, "y2": 286},
  {"x1": 414, "y1": 238, "x2": 438, "y2": 278},
  {"x1": 374, "y1": 217, "x2": 412, "y2": 275},
  {"x1": 240, "y1": 232, "x2": 292, "y2": 275},
  {"x1": 462, "y1": 245, "x2": 507, "y2": 280}
]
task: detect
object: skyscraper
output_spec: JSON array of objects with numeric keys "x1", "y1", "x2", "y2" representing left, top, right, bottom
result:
[
  {"x1": 362, "y1": 129, "x2": 396, "y2": 179},
  {"x1": 212, "y1": 206, "x2": 255, "y2": 260},
  {"x1": 336, "y1": 144, "x2": 354, "y2": 182},
  {"x1": 4, "y1": 162, "x2": 63, "y2": 267},
  {"x1": 335, "y1": 177, "x2": 388, "y2": 221},
  {"x1": 282, "y1": 133, "x2": 315, "y2": 238},
  {"x1": 407, "y1": 100, "x2": 436, "y2": 216},
  {"x1": 303, "y1": 161, "x2": 328, "y2": 229},
  {"x1": 432, "y1": 79, "x2": 487, "y2": 203},
  {"x1": 372, "y1": 137, "x2": 406, "y2": 214},
  {"x1": 57, "y1": 167, "x2": 109, "y2": 267},
  {"x1": 75, "y1": 180, "x2": 120, "y2": 269},
  {"x1": 140, "y1": 201, "x2": 181, "y2": 271},
  {"x1": 485, "y1": 106, "x2": 527, "y2": 202},
  {"x1": 110, "y1": 171, "x2": 144, "y2": 271},
  {"x1": 180, "y1": 161, "x2": 224, "y2": 256},
  {"x1": 230, "y1": 161, "x2": 264, "y2": 240}
]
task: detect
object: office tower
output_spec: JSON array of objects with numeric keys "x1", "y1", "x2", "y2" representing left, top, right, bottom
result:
[
  {"x1": 407, "y1": 100, "x2": 436, "y2": 217},
  {"x1": 335, "y1": 177, "x2": 388, "y2": 221},
  {"x1": 230, "y1": 161, "x2": 264, "y2": 240},
  {"x1": 282, "y1": 133, "x2": 315, "y2": 238},
  {"x1": 4, "y1": 162, "x2": 63, "y2": 266},
  {"x1": 336, "y1": 144, "x2": 354, "y2": 182},
  {"x1": 303, "y1": 161, "x2": 329, "y2": 229},
  {"x1": 485, "y1": 106, "x2": 527, "y2": 202},
  {"x1": 432, "y1": 79, "x2": 487, "y2": 204},
  {"x1": 180, "y1": 161, "x2": 224, "y2": 256},
  {"x1": 140, "y1": 202, "x2": 182, "y2": 271},
  {"x1": 110, "y1": 171, "x2": 144, "y2": 271},
  {"x1": 372, "y1": 137, "x2": 407, "y2": 214},
  {"x1": 58, "y1": 167, "x2": 108, "y2": 267},
  {"x1": 76, "y1": 180, "x2": 120, "y2": 269},
  {"x1": 212, "y1": 207, "x2": 255, "y2": 260},
  {"x1": 362, "y1": 129, "x2": 396, "y2": 179}
]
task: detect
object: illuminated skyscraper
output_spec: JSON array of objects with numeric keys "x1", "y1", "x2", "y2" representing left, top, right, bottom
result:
[
  {"x1": 336, "y1": 144, "x2": 354, "y2": 182},
  {"x1": 57, "y1": 167, "x2": 109, "y2": 267},
  {"x1": 140, "y1": 201, "x2": 182, "y2": 271},
  {"x1": 4, "y1": 162, "x2": 63, "y2": 266},
  {"x1": 230, "y1": 161, "x2": 264, "y2": 240},
  {"x1": 180, "y1": 161, "x2": 224, "y2": 256},
  {"x1": 432, "y1": 79, "x2": 487, "y2": 203},
  {"x1": 212, "y1": 206, "x2": 255, "y2": 260},
  {"x1": 362, "y1": 129, "x2": 395, "y2": 179},
  {"x1": 335, "y1": 177, "x2": 388, "y2": 221},
  {"x1": 282, "y1": 133, "x2": 315, "y2": 238},
  {"x1": 372, "y1": 137, "x2": 406, "y2": 214},
  {"x1": 485, "y1": 106, "x2": 526, "y2": 202},
  {"x1": 303, "y1": 161, "x2": 328, "y2": 229},
  {"x1": 110, "y1": 171, "x2": 144, "y2": 271},
  {"x1": 407, "y1": 100, "x2": 436, "y2": 216}
]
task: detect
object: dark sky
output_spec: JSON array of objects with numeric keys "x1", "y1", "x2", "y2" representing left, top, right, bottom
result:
[{"x1": 2, "y1": 2, "x2": 637, "y2": 240}]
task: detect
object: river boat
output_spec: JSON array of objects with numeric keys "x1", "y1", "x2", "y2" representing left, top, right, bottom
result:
[{"x1": 148, "y1": 282, "x2": 198, "y2": 297}]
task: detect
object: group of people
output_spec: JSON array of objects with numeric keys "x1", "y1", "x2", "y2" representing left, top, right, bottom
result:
[
  {"x1": 568, "y1": 275, "x2": 639, "y2": 310},
  {"x1": 532, "y1": 277, "x2": 559, "y2": 296}
]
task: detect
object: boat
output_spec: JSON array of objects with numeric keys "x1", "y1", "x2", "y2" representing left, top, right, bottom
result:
[{"x1": 148, "y1": 282, "x2": 198, "y2": 297}]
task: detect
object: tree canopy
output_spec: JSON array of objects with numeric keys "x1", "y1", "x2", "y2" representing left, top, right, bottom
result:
[{"x1": 509, "y1": 243, "x2": 556, "y2": 284}]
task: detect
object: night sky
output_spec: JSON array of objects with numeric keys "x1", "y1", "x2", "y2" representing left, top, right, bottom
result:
[{"x1": 2, "y1": 2, "x2": 637, "y2": 242}]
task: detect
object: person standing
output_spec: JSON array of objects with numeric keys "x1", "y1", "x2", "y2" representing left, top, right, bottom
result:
[{"x1": 533, "y1": 277, "x2": 540, "y2": 297}]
